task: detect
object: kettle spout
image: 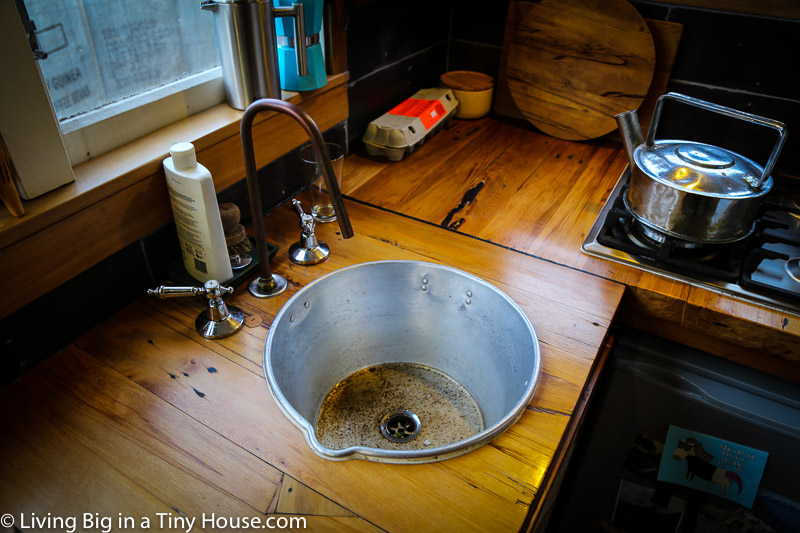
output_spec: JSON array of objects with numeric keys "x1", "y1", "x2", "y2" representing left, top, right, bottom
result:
[{"x1": 615, "y1": 110, "x2": 645, "y2": 171}]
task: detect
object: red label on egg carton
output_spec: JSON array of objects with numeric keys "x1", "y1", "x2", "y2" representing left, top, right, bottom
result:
[{"x1": 388, "y1": 98, "x2": 447, "y2": 130}]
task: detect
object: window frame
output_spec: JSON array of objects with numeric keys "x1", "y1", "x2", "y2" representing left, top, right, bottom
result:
[{"x1": 60, "y1": 67, "x2": 226, "y2": 165}]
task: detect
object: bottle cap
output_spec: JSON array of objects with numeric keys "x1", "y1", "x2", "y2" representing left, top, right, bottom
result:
[{"x1": 170, "y1": 142, "x2": 197, "y2": 170}]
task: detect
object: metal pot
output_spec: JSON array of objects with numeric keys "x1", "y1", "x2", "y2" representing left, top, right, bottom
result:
[{"x1": 616, "y1": 92, "x2": 788, "y2": 243}]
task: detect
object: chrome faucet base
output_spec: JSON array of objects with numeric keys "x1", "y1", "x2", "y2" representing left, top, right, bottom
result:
[
  {"x1": 148, "y1": 280, "x2": 245, "y2": 339},
  {"x1": 196, "y1": 305, "x2": 245, "y2": 339},
  {"x1": 288, "y1": 199, "x2": 329, "y2": 265},
  {"x1": 248, "y1": 273, "x2": 288, "y2": 299},
  {"x1": 290, "y1": 241, "x2": 329, "y2": 265}
]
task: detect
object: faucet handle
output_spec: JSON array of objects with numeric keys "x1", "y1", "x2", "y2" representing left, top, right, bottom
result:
[
  {"x1": 289, "y1": 199, "x2": 330, "y2": 265},
  {"x1": 148, "y1": 280, "x2": 244, "y2": 339},
  {"x1": 292, "y1": 198, "x2": 314, "y2": 227},
  {"x1": 147, "y1": 280, "x2": 234, "y2": 299}
]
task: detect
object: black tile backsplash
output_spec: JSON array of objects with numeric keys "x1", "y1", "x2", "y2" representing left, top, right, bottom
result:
[
  {"x1": 666, "y1": 8, "x2": 799, "y2": 101},
  {"x1": 345, "y1": 0, "x2": 451, "y2": 82},
  {"x1": 450, "y1": 0, "x2": 511, "y2": 46},
  {"x1": 630, "y1": 1, "x2": 669, "y2": 21},
  {"x1": 447, "y1": 40, "x2": 503, "y2": 78}
]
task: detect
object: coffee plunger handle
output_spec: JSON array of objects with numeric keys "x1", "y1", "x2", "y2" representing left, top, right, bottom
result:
[
  {"x1": 274, "y1": 3, "x2": 308, "y2": 77},
  {"x1": 648, "y1": 92, "x2": 788, "y2": 188}
]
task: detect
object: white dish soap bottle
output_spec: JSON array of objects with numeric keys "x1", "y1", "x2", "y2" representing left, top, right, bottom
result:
[{"x1": 163, "y1": 142, "x2": 233, "y2": 283}]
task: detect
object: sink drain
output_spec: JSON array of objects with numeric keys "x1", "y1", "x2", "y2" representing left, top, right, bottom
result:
[{"x1": 380, "y1": 410, "x2": 421, "y2": 443}]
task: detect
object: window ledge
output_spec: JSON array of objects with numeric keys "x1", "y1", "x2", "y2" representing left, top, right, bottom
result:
[{"x1": 0, "y1": 72, "x2": 349, "y2": 251}]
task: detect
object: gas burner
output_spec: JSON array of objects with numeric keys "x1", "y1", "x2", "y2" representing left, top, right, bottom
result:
[
  {"x1": 583, "y1": 169, "x2": 800, "y2": 313},
  {"x1": 629, "y1": 220, "x2": 707, "y2": 250},
  {"x1": 742, "y1": 243, "x2": 800, "y2": 299},
  {"x1": 623, "y1": 218, "x2": 658, "y2": 250},
  {"x1": 763, "y1": 192, "x2": 800, "y2": 213},
  {"x1": 625, "y1": 219, "x2": 721, "y2": 263},
  {"x1": 760, "y1": 210, "x2": 800, "y2": 245},
  {"x1": 782, "y1": 195, "x2": 800, "y2": 212},
  {"x1": 787, "y1": 257, "x2": 800, "y2": 284}
]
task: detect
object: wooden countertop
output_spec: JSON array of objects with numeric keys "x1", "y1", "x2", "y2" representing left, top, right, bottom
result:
[
  {"x1": 0, "y1": 201, "x2": 623, "y2": 531},
  {"x1": 343, "y1": 116, "x2": 800, "y2": 381}
]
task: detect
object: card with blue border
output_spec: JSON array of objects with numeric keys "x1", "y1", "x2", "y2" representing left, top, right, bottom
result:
[{"x1": 657, "y1": 425, "x2": 768, "y2": 508}]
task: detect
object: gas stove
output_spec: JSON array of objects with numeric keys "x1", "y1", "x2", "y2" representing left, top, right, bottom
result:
[{"x1": 582, "y1": 169, "x2": 800, "y2": 314}]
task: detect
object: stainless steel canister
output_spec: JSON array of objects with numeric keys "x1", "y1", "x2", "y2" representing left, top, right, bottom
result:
[{"x1": 202, "y1": 0, "x2": 307, "y2": 110}]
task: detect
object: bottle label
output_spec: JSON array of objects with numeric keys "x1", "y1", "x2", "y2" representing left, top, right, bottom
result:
[
  {"x1": 167, "y1": 182, "x2": 209, "y2": 276},
  {"x1": 388, "y1": 98, "x2": 447, "y2": 130}
]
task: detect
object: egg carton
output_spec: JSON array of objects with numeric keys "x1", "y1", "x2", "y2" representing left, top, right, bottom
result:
[{"x1": 363, "y1": 88, "x2": 458, "y2": 161}]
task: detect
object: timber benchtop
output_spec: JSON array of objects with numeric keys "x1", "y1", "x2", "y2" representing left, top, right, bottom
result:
[
  {"x1": 1, "y1": 200, "x2": 622, "y2": 532},
  {"x1": 343, "y1": 116, "x2": 800, "y2": 382},
  {"x1": 2, "y1": 115, "x2": 798, "y2": 531}
]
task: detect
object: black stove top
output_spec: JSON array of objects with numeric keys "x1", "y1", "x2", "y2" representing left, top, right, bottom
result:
[{"x1": 582, "y1": 169, "x2": 800, "y2": 314}]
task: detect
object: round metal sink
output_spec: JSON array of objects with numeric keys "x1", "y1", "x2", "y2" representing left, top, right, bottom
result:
[{"x1": 264, "y1": 260, "x2": 541, "y2": 463}]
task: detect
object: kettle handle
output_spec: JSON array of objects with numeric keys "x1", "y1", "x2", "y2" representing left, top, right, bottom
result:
[{"x1": 647, "y1": 92, "x2": 788, "y2": 188}]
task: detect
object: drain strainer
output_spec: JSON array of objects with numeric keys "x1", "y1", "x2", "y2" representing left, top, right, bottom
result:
[{"x1": 380, "y1": 410, "x2": 421, "y2": 443}]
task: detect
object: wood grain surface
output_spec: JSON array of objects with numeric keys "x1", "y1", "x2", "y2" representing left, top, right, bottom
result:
[
  {"x1": 344, "y1": 116, "x2": 800, "y2": 380},
  {"x1": 495, "y1": 2, "x2": 683, "y2": 131},
  {"x1": 0, "y1": 200, "x2": 623, "y2": 532},
  {"x1": 505, "y1": 0, "x2": 656, "y2": 140}
]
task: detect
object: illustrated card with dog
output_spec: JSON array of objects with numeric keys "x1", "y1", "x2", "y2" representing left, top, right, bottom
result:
[{"x1": 657, "y1": 425, "x2": 768, "y2": 508}]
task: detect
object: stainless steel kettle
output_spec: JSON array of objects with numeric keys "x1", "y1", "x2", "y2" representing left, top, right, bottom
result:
[
  {"x1": 202, "y1": 0, "x2": 308, "y2": 110},
  {"x1": 616, "y1": 92, "x2": 788, "y2": 243}
]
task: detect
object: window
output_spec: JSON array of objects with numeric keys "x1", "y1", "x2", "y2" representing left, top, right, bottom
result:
[
  {"x1": 17, "y1": 0, "x2": 226, "y2": 164},
  {"x1": 26, "y1": 1, "x2": 219, "y2": 120}
]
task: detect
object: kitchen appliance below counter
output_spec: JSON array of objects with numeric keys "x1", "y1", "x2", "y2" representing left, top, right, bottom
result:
[
  {"x1": 549, "y1": 327, "x2": 800, "y2": 532},
  {"x1": 582, "y1": 168, "x2": 800, "y2": 315}
]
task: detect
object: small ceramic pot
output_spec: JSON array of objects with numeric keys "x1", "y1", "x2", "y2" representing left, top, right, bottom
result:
[{"x1": 440, "y1": 71, "x2": 494, "y2": 119}]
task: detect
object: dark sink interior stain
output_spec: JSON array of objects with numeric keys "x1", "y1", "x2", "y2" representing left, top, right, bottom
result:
[{"x1": 316, "y1": 362, "x2": 484, "y2": 451}]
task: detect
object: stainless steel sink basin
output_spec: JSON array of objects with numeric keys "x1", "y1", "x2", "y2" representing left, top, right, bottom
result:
[{"x1": 264, "y1": 260, "x2": 541, "y2": 463}]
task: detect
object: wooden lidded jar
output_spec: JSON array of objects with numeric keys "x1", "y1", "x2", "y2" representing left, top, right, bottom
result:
[{"x1": 439, "y1": 71, "x2": 494, "y2": 119}]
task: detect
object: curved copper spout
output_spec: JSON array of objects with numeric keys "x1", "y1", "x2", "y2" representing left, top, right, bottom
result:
[{"x1": 240, "y1": 98, "x2": 354, "y2": 298}]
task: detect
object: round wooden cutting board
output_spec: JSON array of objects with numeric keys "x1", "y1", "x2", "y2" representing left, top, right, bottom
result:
[{"x1": 506, "y1": 0, "x2": 655, "y2": 141}]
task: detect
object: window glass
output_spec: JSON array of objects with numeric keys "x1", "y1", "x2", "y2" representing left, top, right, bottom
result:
[{"x1": 25, "y1": 0, "x2": 220, "y2": 120}]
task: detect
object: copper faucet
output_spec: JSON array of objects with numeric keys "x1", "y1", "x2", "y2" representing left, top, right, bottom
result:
[{"x1": 240, "y1": 98, "x2": 354, "y2": 298}]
